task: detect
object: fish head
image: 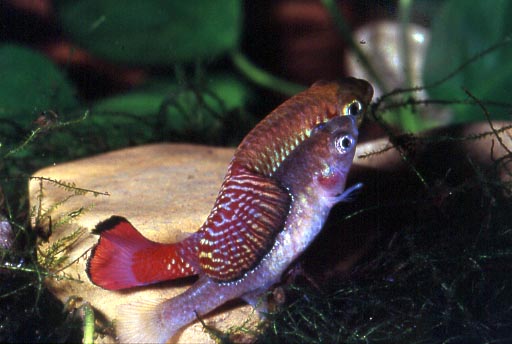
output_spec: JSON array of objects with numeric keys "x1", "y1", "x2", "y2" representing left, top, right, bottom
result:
[
  {"x1": 312, "y1": 115, "x2": 359, "y2": 203},
  {"x1": 312, "y1": 77, "x2": 373, "y2": 124},
  {"x1": 274, "y1": 114, "x2": 359, "y2": 206}
]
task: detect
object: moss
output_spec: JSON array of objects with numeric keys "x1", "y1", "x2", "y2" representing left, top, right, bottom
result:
[{"x1": 257, "y1": 121, "x2": 512, "y2": 344}]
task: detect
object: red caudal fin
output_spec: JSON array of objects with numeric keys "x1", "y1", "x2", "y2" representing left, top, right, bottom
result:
[{"x1": 86, "y1": 216, "x2": 200, "y2": 290}]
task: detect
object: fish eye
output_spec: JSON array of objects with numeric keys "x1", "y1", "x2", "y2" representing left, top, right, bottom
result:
[
  {"x1": 343, "y1": 100, "x2": 363, "y2": 117},
  {"x1": 334, "y1": 134, "x2": 355, "y2": 154}
]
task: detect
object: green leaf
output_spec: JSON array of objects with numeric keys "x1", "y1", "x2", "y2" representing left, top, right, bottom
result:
[
  {"x1": 92, "y1": 91, "x2": 168, "y2": 117},
  {"x1": 91, "y1": 74, "x2": 252, "y2": 142},
  {"x1": 55, "y1": 0, "x2": 241, "y2": 65},
  {"x1": 423, "y1": 0, "x2": 512, "y2": 123},
  {"x1": 0, "y1": 44, "x2": 77, "y2": 124}
]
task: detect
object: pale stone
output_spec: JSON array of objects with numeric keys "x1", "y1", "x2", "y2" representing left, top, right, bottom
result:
[
  {"x1": 345, "y1": 21, "x2": 452, "y2": 127},
  {"x1": 346, "y1": 21, "x2": 430, "y2": 99},
  {"x1": 29, "y1": 143, "x2": 261, "y2": 344}
]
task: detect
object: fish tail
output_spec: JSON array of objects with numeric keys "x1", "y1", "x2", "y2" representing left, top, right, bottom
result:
[
  {"x1": 116, "y1": 277, "x2": 221, "y2": 343},
  {"x1": 87, "y1": 216, "x2": 199, "y2": 290},
  {"x1": 115, "y1": 299, "x2": 179, "y2": 344}
]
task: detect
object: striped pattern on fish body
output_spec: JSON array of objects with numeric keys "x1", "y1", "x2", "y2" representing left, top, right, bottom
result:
[{"x1": 197, "y1": 163, "x2": 290, "y2": 281}]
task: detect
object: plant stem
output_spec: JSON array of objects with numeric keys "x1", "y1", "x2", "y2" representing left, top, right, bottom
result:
[
  {"x1": 230, "y1": 51, "x2": 305, "y2": 96},
  {"x1": 399, "y1": 0, "x2": 414, "y2": 89},
  {"x1": 398, "y1": 0, "x2": 427, "y2": 132},
  {"x1": 82, "y1": 302, "x2": 95, "y2": 344},
  {"x1": 320, "y1": 0, "x2": 387, "y2": 93}
]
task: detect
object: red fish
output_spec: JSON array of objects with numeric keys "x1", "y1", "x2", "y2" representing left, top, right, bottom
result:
[{"x1": 87, "y1": 78, "x2": 373, "y2": 343}]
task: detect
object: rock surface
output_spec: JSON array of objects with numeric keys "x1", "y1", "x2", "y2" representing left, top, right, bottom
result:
[{"x1": 29, "y1": 143, "x2": 260, "y2": 344}]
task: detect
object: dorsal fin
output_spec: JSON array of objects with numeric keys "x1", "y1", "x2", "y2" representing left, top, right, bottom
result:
[{"x1": 198, "y1": 164, "x2": 291, "y2": 281}]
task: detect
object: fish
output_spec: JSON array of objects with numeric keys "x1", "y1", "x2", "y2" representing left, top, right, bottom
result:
[{"x1": 86, "y1": 78, "x2": 373, "y2": 343}]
